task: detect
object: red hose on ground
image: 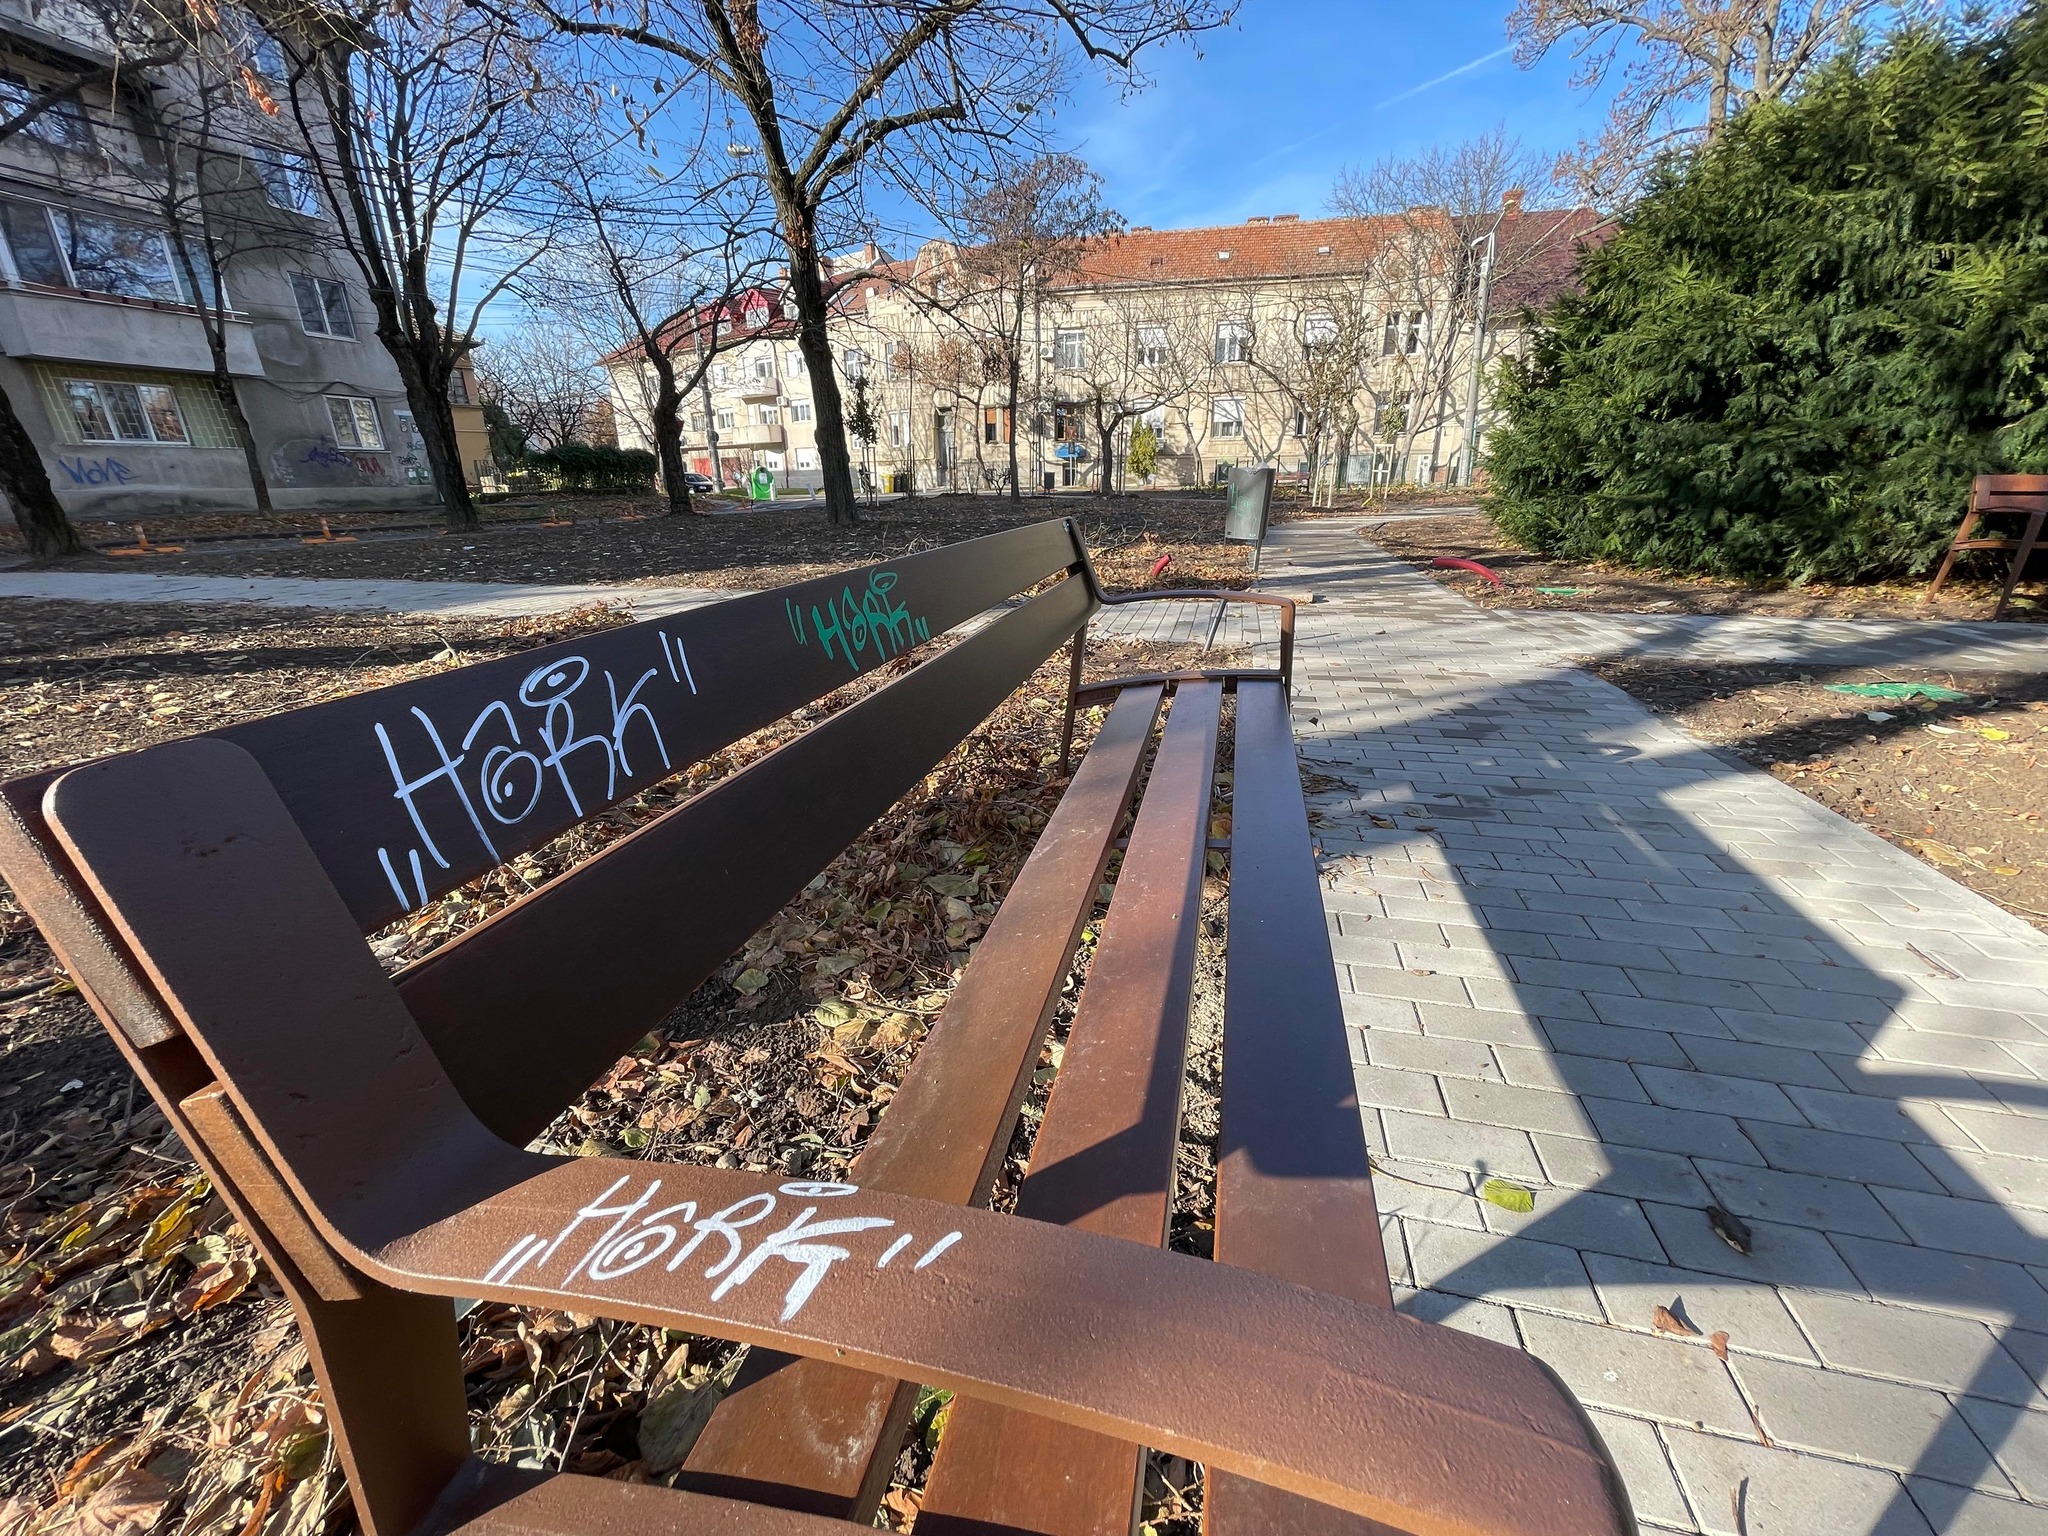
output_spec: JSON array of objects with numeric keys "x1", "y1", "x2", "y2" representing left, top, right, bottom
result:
[
  {"x1": 1149, "y1": 553, "x2": 1172, "y2": 580},
  {"x1": 1431, "y1": 556, "x2": 1502, "y2": 586}
]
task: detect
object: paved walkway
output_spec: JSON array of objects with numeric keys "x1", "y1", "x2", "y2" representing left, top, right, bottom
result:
[
  {"x1": 1504, "y1": 610, "x2": 2048, "y2": 672},
  {"x1": 1270, "y1": 520, "x2": 2048, "y2": 1536}
]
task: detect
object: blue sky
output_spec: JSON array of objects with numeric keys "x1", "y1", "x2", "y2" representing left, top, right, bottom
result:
[{"x1": 1048, "y1": 0, "x2": 1620, "y2": 228}]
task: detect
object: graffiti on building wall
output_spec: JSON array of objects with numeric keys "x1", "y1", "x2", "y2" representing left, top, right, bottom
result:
[
  {"x1": 272, "y1": 437, "x2": 397, "y2": 489},
  {"x1": 54, "y1": 456, "x2": 134, "y2": 487}
]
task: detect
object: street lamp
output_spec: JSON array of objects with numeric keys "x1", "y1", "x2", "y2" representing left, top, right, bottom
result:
[{"x1": 1459, "y1": 230, "x2": 1497, "y2": 488}]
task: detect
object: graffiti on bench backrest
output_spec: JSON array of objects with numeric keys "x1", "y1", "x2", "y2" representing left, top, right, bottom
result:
[
  {"x1": 370, "y1": 629, "x2": 697, "y2": 911},
  {"x1": 785, "y1": 571, "x2": 931, "y2": 671}
]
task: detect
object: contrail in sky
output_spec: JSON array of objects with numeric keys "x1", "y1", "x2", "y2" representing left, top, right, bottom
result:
[{"x1": 1374, "y1": 43, "x2": 1515, "y2": 110}]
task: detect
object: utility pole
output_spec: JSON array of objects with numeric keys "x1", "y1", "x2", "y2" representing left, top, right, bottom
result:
[{"x1": 1460, "y1": 230, "x2": 1497, "y2": 488}]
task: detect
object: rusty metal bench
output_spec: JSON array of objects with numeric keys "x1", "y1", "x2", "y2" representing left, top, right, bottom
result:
[{"x1": 0, "y1": 520, "x2": 1631, "y2": 1536}]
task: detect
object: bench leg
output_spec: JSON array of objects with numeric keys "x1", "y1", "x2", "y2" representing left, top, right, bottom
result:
[
  {"x1": 1926, "y1": 511, "x2": 1978, "y2": 600},
  {"x1": 1992, "y1": 509, "x2": 2045, "y2": 621},
  {"x1": 1060, "y1": 621, "x2": 1088, "y2": 775}
]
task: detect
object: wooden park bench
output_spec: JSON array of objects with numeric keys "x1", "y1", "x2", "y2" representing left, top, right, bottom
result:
[
  {"x1": 0, "y1": 520, "x2": 1631, "y2": 1536},
  {"x1": 1926, "y1": 474, "x2": 2047, "y2": 621}
]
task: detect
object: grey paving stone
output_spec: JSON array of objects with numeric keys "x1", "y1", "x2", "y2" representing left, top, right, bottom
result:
[
  {"x1": 1914, "y1": 1148, "x2": 2048, "y2": 1213},
  {"x1": 1582, "y1": 1096, "x2": 1766, "y2": 1165},
  {"x1": 1414, "y1": 1000, "x2": 1549, "y2": 1046},
  {"x1": 2001, "y1": 1328, "x2": 2048, "y2": 1398},
  {"x1": 1830, "y1": 1235, "x2": 2048, "y2": 1330},
  {"x1": 1731, "y1": 1355, "x2": 2010, "y2": 1489},
  {"x1": 1663, "y1": 1428, "x2": 1933, "y2": 1536},
  {"x1": 1943, "y1": 1105, "x2": 2048, "y2": 1159},
  {"x1": 1381, "y1": 1108, "x2": 1545, "y2": 1181},
  {"x1": 1343, "y1": 961, "x2": 1473, "y2": 1005},
  {"x1": 1541, "y1": 1017, "x2": 1693, "y2": 1069},
  {"x1": 1370, "y1": 1157, "x2": 1487, "y2": 1231},
  {"x1": 1740, "y1": 1121, "x2": 1949, "y2": 1195},
  {"x1": 1718, "y1": 1008, "x2": 1875, "y2": 1055},
  {"x1": 1350, "y1": 1064, "x2": 1447, "y2": 1116},
  {"x1": 1517, "y1": 1311, "x2": 1756, "y2": 1434},
  {"x1": 1583, "y1": 1251, "x2": 1816, "y2": 1361},
  {"x1": 1480, "y1": 1183, "x2": 1667, "y2": 1262},
  {"x1": 1906, "y1": 1480, "x2": 2048, "y2": 1536},
  {"x1": 1534, "y1": 1134, "x2": 1717, "y2": 1206},
  {"x1": 1591, "y1": 991, "x2": 1737, "y2": 1038},
  {"x1": 1390, "y1": 1283, "x2": 1521, "y2": 1346},
  {"x1": 1785, "y1": 1290, "x2": 2046, "y2": 1404},
  {"x1": 1584, "y1": 1409, "x2": 1695, "y2": 1529},
  {"x1": 1871, "y1": 1187, "x2": 2048, "y2": 1267},
  {"x1": 1786, "y1": 1085, "x2": 1942, "y2": 1144},
  {"x1": 1439, "y1": 1076, "x2": 1601, "y2": 1137},
  {"x1": 1642, "y1": 1201, "x2": 1866, "y2": 1292},
  {"x1": 1677, "y1": 1037, "x2": 1847, "y2": 1092},
  {"x1": 1492, "y1": 1044, "x2": 1651, "y2": 1102},
  {"x1": 1365, "y1": 1031, "x2": 1502, "y2": 1080},
  {"x1": 1402, "y1": 1221, "x2": 1602, "y2": 1319},
  {"x1": 1695, "y1": 1159, "x2": 1912, "y2": 1242},
  {"x1": 1636, "y1": 1065, "x2": 1809, "y2": 1126},
  {"x1": 1954, "y1": 1399, "x2": 2048, "y2": 1502}
]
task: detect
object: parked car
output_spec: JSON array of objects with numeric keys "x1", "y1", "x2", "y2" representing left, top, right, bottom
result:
[{"x1": 682, "y1": 472, "x2": 716, "y2": 494}]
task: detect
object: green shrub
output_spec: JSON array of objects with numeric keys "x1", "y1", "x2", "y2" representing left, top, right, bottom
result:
[
  {"x1": 527, "y1": 444, "x2": 658, "y2": 493},
  {"x1": 1488, "y1": 14, "x2": 2048, "y2": 583}
]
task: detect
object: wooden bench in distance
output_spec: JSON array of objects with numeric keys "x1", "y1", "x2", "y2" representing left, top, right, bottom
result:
[{"x1": 0, "y1": 520, "x2": 1633, "y2": 1536}]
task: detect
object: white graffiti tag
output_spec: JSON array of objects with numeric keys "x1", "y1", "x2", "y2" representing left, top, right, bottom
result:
[{"x1": 480, "y1": 1177, "x2": 962, "y2": 1323}]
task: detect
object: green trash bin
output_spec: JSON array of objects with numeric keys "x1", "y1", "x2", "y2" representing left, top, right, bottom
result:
[{"x1": 749, "y1": 467, "x2": 775, "y2": 502}]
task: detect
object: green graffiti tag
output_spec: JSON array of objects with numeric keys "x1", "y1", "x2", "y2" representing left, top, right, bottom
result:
[{"x1": 785, "y1": 571, "x2": 931, "y2": 671}]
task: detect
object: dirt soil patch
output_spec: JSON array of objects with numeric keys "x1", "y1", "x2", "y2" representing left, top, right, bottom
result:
[
  {"x1": 1589, "y1": 659, "x2": 2048, "y2": 931},
  {"x1": 19, "y1": 494, "x2": 1251, "y2": 596},
  {"x1": 1366, "y1": 511, "x2": 2046, "y2": 623},
  {"x1": 0, "y1": 593, "x2": 1242, "y2": 1535}
]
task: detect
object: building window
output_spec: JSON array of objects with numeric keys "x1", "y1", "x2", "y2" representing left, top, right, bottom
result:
[
  {"x1": 62, "y1": 379, "x2": 189, "y2": 444},
  {"x1": 749, "y1": 354, "x2": 773, "y2": 384},
  {"x1": 754, "y1": 404, "x2": 779, "y2": 425},
  {"x1": 325, "y1": 395, "x2": 383, "y2": 449},
  {"x1": 716, "y1": 408, "x2": 735, "y2": 430},
  {"x1": 1141, "y1": 403, "x2": 1167, "y2": 434},
  {"x1": 1304, "y1": 312, "x2": 1338, "y2": 350},
  {"x1": 1052, "y1": 328, "x2": 1085, "y2": 371},
  {"x1": 983, "y1": 407, "x2": 1010, "y2": 444},
  {"x1": 1293, "y1": 406, "x2": 1308, "y2": 438},
  {"x1": 0, "y1": 75, "x2": 92, "y2": 151},
  {"x1": 888, "y1": 410, "x2": 908, "y2": 448},
  {"x1": 885, "y1": 343, "x2": 910, "y2": 379},
  {"x1": 841, "y1": 347, "x2": 866, "y2": 380},
  {"x1": 785, "y1": 349, "x2": 806, "y2": 376},
  {"x1": 243, "y1": 18, "x2": 287, "y2": 78},
  {"x1": 449, "y1": 370, "x2": 470, "y2": 406},
  {"x1": 1209, "y1": 396, "x2": 1244, "y2": 438},
  {"x1": 1383, "y1": 311, "x2": 1425, "y2": 356},
  {"x1": 289, "y1": 272, "x2": 354, "y2": 338},
  {"x1": 789, "y1": 400, "x2": 813, "y2": 422},
  {"x1": 795, "y1": 446, "x2": 818, "y2": 470},
  {"x1": 1214, "y1": 320, "x2": 1249, "y2": 365},
  {"x1": 1134, "y1": 324, "x2": 1166, "y2": 367},
  {"x1": 711, "y1": 363, "x2": 731, "y2": 388},
  {"x1": 254, "y1": 151, "x2": 321, "y2": 216},
  {"x1": 744, "y1": 302, "x2": 768, "y2": 329}
]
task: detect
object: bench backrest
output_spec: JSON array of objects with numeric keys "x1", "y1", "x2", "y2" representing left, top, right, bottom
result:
[
  {"x1": 1973, "y1": 474, "x2": 2048, "y2": 512},
  {"x1": 4, "y1": 518, "x2": 1093, "y2": 1144}
]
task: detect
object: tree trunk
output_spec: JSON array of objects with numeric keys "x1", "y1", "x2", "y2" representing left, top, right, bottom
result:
[
  {"x1": 650, "y1": 367, "x2": 694, "y2": 515},
  {"x1": 1098, "y1": 422, "x2": 1115, "y2": 496},
  {"x1": 415, "y1": 388, "x2": 475, "y2": 528},
  {"x1": 0, "y1": 383, "x2": 84, "y2": 558},
  {"x1": 1006, "y1": 354, "x2": 1023, "y2": 504},
  {"x1": 212, "y1": 364, "x2": 274, "y2": 516},
  {"x1": 781, "y1": 213, "x2": 858, "y2": 526}
]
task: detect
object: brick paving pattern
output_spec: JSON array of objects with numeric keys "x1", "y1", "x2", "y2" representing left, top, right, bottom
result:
[{"x1": 1270, "y1": 519, "x2": 2048, "y2": 1536}]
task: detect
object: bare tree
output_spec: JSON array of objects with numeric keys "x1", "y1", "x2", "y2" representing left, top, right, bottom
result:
[
  {"x1": 1051, "y1": 284, "x2": 1203, "y2": 495},
  {"x1": 1510, "y1": 0, "x2": 1893, "y2": 196},
  {"x1": 1331, "y1": 130, "x2": 1578, "y2": 485},
  {"x1": 950, "y1": 154, "x2": 1120, "y2": 501},
  {"x1": 531, "y1": 1, "x2": 1231, "y2": 527},
  {"x1": 474, "y1": 324, "x2": 607, "y2": 452},
  {"x1": 1239, "y1": 283, "x2": 1383, "y2": 499},
  {"x1": 279, "y1": 0, "x2": 558, "y2": 527},
  {"x1": 532, "y1": 138, "x2": 779, "y2": 514}
]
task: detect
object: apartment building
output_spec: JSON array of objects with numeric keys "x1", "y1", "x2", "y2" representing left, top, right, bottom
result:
[
  {"x1": 602, "y1": 211, "x2": 1596, "y2": 497},
  {"x1": 0, "y1": 0, "x2": 485, "y2": 521}
]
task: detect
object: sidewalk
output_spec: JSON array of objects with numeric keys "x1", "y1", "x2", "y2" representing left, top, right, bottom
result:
[{"x1": 1269, "y1": 519, "x2": 2048, "y2": 1536}]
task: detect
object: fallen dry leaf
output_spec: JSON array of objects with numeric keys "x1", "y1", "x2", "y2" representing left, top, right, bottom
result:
[
  {"x1": 75, "y1": 1468, "x2": 170, "y2": 1536},
  {"x1": 1652, "y1": 1304, "x2": 1700, "y2": 1338},
  {"x1": 1709, "y1": 1330, "x2": 1730, "y2": 1363}
]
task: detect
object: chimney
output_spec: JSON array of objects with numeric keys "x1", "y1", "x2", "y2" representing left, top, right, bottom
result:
[
  {"x1": 1502, "y1": 187, "x2": 1525, "y2": 215},
  {"x1": 1273, "y1": 213, "x2": 1300, "y2": 223},
  {"x1": 1246, "y1": 215, "x2": 1271, "y2": 224}
]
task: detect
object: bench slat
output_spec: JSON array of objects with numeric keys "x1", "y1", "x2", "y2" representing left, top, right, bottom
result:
[
  {"x1": 1208, "y1": 679, "x2": 1399, "y2": 1536},
  {"x1": 214, "y1": 520, "x2": 1081, "y2": 930},
  {"x1": 677, "y1": 685, "x2": 1166, "y2": 1519},
  {"x1": 392, "y1": 576, "x2": 1093, "y2": 1145},
  {"x1": 917, "y1": 680, "x2": 1222, "y2": 1536}
]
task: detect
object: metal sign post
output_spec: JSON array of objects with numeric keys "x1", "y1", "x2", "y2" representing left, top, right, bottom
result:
[{"x1": 1208, "y1": 465, "x2": 1276, "y2": 650}]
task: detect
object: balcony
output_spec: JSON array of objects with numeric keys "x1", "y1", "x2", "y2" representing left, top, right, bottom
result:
[
  {"x1": 735, "y1": 373, "x2": 779, "y2": 400},
  {"x1": 726, "y1": 422, "x2": 784, "y2": 448},
  {"x1": 0, "y1": 288, "x2": 264, "y2": 375}
]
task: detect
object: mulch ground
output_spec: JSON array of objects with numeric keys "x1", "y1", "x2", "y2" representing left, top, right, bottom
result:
[
  {"x1": 16, "y1": 494, "x2": 1253, "y2": 597},
  {"x1": 0, "y1": 577, "x2": 1241, "y2": 1534},
  {"x1": 1589, "y1": 660, "x2": 2048, "y2": 932},
  {"x1": 1366, "y1": 511, "x2": 2046, "y2": 623}
]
